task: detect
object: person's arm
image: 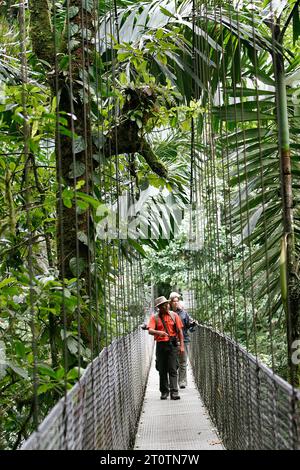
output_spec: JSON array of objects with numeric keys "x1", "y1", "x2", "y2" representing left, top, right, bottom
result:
[
  {"x1": 178, "y1": 328, "x2": 184, "y2": 353},
  {"x1": 175, "y1": 314, "x2": 185, "y2": 353},
  {"x1": 186, "y1": 312, "x2": 198, "y2": 330},
  {"x1": 148, "y1": 328, "x2": 168, "y2": 338},
  {"x1": 147, "y1": 315, "x2": 168, "y2": 338}
]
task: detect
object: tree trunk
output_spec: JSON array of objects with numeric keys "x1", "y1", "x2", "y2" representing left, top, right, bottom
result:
[
  {"x1": 29, "y1": 0, "x2": 54, "y2": 63},
  {"x1": 56, "y1": 86, "x2": 92, "y2": 280},
  {"x1": 273, "y1": 23, "x2": 300, "y2": 386},
  {"x1": 29, "y1": 0, "x2": 94, "y2": 281},
  {"x1": 56, "y1": 1, "x2": 95, "y2": 281}
]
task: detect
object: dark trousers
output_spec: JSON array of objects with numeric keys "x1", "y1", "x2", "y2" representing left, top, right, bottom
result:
[{"x1": 156, "y1": 341, "x2": 178, "y2": 394}]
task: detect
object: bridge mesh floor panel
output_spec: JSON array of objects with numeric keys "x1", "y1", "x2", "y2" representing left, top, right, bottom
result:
[{"x1": 134, "y1": 354, "x2": 223, "y2": 450}]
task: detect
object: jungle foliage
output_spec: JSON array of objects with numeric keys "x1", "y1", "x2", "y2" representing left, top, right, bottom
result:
[{"x1": 0, "y1": 0, "x2": 300, "y2": 448}]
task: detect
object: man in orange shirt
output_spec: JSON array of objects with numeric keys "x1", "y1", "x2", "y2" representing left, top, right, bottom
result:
[{"x1": 148, "y1": 296, "x2": 184, "y2": 400}]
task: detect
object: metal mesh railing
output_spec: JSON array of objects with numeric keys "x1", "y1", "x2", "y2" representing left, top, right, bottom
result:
[
  {"x1": 190, "y1": 325, "x2": 300, "y2": 450},
  {"x1": 21, "y1": 328, "x2": 153, "y2": 450}
]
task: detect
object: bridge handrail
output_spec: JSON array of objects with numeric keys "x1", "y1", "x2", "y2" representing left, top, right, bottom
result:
[
  {"x1": 21, "y1": 327, "x2": 154, "y2": 450},
  {"x1": 190, "y1": 324, "x2": 300, "y2": 450}
]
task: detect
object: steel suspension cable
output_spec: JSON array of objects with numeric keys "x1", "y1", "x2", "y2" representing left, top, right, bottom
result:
[{"x1": 19, "y1": 0, "x2": 39, "y2": 433}]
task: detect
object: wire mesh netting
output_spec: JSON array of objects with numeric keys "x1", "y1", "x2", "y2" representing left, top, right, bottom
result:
[
  {"x1": 190, "y1": 325, "x2": 300, "y2": 450},
  {"x1": 21, "y1": 328, "x2": 153, "y2": 450}
]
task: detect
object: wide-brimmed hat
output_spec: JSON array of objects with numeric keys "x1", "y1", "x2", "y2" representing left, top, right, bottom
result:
[{"x1": 154, "y1": 296, "x2": 169, "y2": 308}]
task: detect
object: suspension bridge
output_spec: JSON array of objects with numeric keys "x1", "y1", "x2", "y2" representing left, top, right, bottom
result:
[
  {"x1": 20, "y1": 322, "x2": 300, "y2": 450},
  {"x1": 1, "y1": 0, "x2": 300, "y2": 451}
]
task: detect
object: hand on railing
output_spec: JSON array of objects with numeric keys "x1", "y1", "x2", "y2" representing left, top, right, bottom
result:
[{"x1": 189, "y1": 320, "x2": 199, "y2": 332}]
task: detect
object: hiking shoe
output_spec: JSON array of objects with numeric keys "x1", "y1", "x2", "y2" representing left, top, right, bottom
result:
[
  {"x1": 160, "y1": 392, "x2": 168, "y2": 400},
  {"x1": 179, "y1": 384, "x2": 186, "y2": 389},
  {"x1": 170, "y1": 394, "x2": 180, "y2": 400}
]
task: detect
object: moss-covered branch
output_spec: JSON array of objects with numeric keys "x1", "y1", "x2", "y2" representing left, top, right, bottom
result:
[
  {"x1": 103, "y1": 125, "x2": 168, "y2": 178},
  {"x1": 29, "y1": 0, "x2": 55, "y2": 65},
  {"x1": 139, "y1": 140, "x2": 168, "y2": 178},
  {"x1": 103, "y1": 87, "x2": 168, "y2": 178}
]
